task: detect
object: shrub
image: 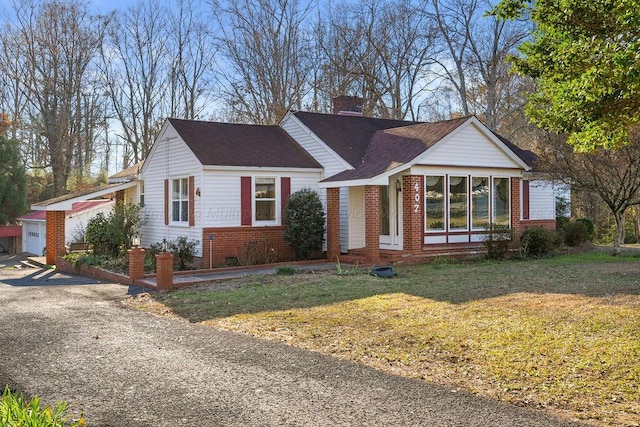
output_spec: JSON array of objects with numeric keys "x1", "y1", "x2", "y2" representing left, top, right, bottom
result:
[
  {"x1": 85, "y1": 203, "x2": 144, "y2": 257},
  {"x1": 482, "y1": 224, "x2": 513, "y2": 260},
  {"x1": 144, "y1": 238, "x2": 198, "y2": 272},
  {"x1": 563, "y1": 220, "x2": 590, "y2": 247},
  {"x1": 283, "y1": 188, "x2": 325, "y2": 260},
  {"x1": 167, "y1": 236, "x2": 198, "y2": 270},
  {"x1": 0, "y1": 385, "x2": 84, "y2": 426},
  {"x1": 575, "y1": 218, "x2": 595, "y2": 240},
  {"x1": 521, "y1": 226, "x2": 557, "y2": 257},
  {"x1": 236, "y1": 237, "x2": 278, "y2": 266}
]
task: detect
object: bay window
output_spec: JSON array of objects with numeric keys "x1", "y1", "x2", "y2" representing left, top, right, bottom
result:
[
  {"x1": 425, "y1": 176, "x2": 445, "y2": 231},
  {"x1": 449, "y1": 176, "x2": 468, "y2": 230},
  {"x1": 471, "y1": 177, "x2": 489, "y2": 229}
]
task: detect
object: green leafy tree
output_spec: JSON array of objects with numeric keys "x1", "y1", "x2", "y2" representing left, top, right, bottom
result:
[
  {"x1": 283, "y1": 188, "x2": 325, "y2": 260},
  {"x1": 0, "y1": 136, "x2": 27, "y2": 224},
  {"x1": 495, "y1": 0, "x2": 640, "y2": 151}
]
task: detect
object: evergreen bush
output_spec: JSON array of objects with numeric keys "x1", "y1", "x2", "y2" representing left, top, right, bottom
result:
[
  {"x1": 521, "y1": 226, "x2": 557, "y2": 257},
  {"x1": 283, "y1": 188, "x2": 325, "y2": 260}
]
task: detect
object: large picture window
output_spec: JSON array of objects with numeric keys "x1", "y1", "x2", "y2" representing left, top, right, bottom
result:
[
  {"x1": 493, "y1": 177, "x2": 510, "y2": 225},
  {"x1": 172, "y1": 178, "x2": 189, "y2": 223},
  {"x1": 255, "y1": 177, "x2": 276, "y2": 221},
  {"x1": 449, "y1": 176, "x2": 468, "y2": 230},
  {"x1": 425, "y1": 176, "x2": 445, "y2": 231},
  {"x1": 471, "y1": 177, "x2": 489, "y2": 230}
]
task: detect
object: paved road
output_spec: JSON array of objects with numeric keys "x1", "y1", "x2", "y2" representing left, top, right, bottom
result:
[{"x1": 0, "y1": 269, "x2": 586, "y2": 427}]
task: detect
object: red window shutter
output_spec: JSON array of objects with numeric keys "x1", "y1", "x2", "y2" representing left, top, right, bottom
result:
[
  {"x1": 164, "y1": 179, "x2": 169, "y2": 225},
  {"x1": 241, "y1": 176, "x2": 252, "y2": 226},
  {"x1": 281, "y1": 177, "x2": 291, "y2": 221},
  {"x1": 189, "y1": 176, "x2": 195, "y2": 227},
  {"x1": 522, "y1": 180, "x2": 530, "y2": 220}
]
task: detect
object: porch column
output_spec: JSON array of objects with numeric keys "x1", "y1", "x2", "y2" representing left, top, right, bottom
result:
[
  {"x1": 403, "y1": 175, "x2": 424, "y2": 254},
  {"x1": 115, "y1": 189, "x2": 125, "y2": 206},
  {"x1": 326, "y1": 187, "x2": 341, "y2": 261},
  {"x1": 45, "y1": 210, "x2": 66, "y2": 265},
  {"x1": 511, "y1": 177, "x2": 522, "y2": 241},
  {"x1": 364, "y1": 185, "x2": 380, "y2": 264}
]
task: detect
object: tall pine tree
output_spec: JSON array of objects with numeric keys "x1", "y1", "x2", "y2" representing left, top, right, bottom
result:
[{"x1": 0, "y1": 135, "x2": 27, "y2": 224}]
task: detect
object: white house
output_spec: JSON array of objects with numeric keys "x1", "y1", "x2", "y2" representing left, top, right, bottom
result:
[{"x1": 32, "y1": 96, "x2": 562, "y2": 267}]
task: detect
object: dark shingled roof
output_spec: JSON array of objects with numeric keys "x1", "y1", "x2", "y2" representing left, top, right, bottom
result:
[
  {"x1": 293, "y1": 111, "x2": 420, "y2": 167},
  {"x1": 109, "y1": 160, "x2": 144, "y2": 181},
  {"x1": 323, "y1": 116, "x2": 471, "y2": 182},
  {"x1": 168, "y1": 118, "x2": 322, "y2": 169}
]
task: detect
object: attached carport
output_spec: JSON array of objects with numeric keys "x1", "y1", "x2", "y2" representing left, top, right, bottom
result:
[{"x1": 32, "y1": 182, "x2": 137, "y2": 265}]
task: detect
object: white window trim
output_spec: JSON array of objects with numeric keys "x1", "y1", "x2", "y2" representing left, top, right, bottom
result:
[
  {"x1": 170, "y1": 176, "x2": 190, "y2": 226},
  {"x1": 253, "y1": 176, "x2": 279, "y2": 226}
]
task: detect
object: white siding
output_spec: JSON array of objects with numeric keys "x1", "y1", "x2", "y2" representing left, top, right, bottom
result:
[
  {"x1": 348, "y1": 187, "x2": 365, "y2": 249},
  {"x1": 200, "y1": 169, "x2": 322, "y2": 228},
  {"x1": 529, "y1": 179, "x2": 567, "y2": 220},
  {"x1": 139, "y1": 124, "x2": 204, "y2": 255},
  {"x1": 417, "y1": 123, "x2": 523, "y2": 169},
  {"x1": 280, "y1": 114, "x2": 351, "y2": 178},
  {"x1": 66, "y1": 201, "x2": 114, "y2": 244}
]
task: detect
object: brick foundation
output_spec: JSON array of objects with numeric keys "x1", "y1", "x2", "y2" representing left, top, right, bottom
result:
[{"x1": 201, "y1": 226, "x2": 296, "y2": 268}]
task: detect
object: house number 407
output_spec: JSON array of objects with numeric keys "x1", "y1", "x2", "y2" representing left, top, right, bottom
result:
[{"x1": 414, "y1": 182, "x2": 420, "y2": 213}]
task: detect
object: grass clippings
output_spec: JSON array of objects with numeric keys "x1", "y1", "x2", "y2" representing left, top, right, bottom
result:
[{"x1": 126, "y1": 252, "x2": 640, "y2": 426}]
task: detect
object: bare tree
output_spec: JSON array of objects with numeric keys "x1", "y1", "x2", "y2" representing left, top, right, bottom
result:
[
  {"x1": 428, "y1": 0, "x2": 529, "y2": 129},
  {"x1": 316, "y1": 0, "x2": 437, "y2": 120},
  {"x1": 167, "y1": 0, "x2": 217, "y2": 120},
  {"x1": 99, "y1": 0, "x2": 169, "y2": 166},
  {"x1": 1, "y1": 0, "x2": 110, "y2": 196},
  {"x1": 214, "y1": 0, "x2": 314, "y2": 124},
  {"x1": 538, "y1": 130, "x2": 640, "y2": 255}
]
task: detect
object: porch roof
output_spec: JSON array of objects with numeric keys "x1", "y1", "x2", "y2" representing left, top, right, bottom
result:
[{"x1": 31, "y1": 181, "x2": 137, "y2": 211}]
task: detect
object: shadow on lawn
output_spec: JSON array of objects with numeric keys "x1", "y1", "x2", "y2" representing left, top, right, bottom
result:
[{"x1": 154, "y1": 252, "x2": 640, "y2": 322}]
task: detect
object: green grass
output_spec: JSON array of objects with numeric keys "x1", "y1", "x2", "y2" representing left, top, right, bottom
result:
[{"x1": 128, "y1": 252, "x2": 640, "y2": 426}]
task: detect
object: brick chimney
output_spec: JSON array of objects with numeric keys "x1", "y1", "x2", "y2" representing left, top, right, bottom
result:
[{"x1": 332, "y1": 95, "x2": 364, "y2": 116}]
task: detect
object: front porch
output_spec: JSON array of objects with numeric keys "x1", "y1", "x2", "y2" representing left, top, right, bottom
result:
[{"x1": 325, "y1": 174, "x2": 524, "y2": 265}]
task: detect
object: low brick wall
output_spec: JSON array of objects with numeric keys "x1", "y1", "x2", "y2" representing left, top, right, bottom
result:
[{"x1": 56, "y1": 256, "x2": 133, "y2": 286}]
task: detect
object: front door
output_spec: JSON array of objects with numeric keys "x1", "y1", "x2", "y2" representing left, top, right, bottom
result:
[{"x1": 379, "y1": 183, "x2": 402, "y2": 248}]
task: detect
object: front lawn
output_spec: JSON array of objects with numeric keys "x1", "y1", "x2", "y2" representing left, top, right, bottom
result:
[{"x1": 126, "y1": 252, "x2": 640, "y2": 426}]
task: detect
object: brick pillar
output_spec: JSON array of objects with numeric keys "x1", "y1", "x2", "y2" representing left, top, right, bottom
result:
[
  {"x1": 403, "y1": 175, "x2": 423, "y2": 254},
  {"x1": 128, "y1": 247, "x2": 145, "y2": 283},
  {"x1": 326, "y1": 187, "x2": 341, "y2": 261},
  {"x1": 115, "y1": 189, "x2": 125, "y2": 206},
  {"x1": 46, "y1": 210, "x2": 66, "y2": 265},
  {"x1": 364, "y1": 185, "x2": 380, "y2": 264},
  {"x1": 155, "y1": 252, "x2": 174, "y2": 290},
  {"x1": 511, "y1": 177, "x2": 521, "y2": 241}
]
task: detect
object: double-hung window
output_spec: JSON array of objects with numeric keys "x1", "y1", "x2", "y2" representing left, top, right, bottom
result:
[
  {"x1": 255, "y1": 177, "x2": 276, "y2": 222},
  {"x1": 172, "y1": 177, "x2": 189, "y2": 223}
]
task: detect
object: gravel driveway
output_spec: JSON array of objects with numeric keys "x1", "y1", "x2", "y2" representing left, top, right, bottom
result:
[{"x1": 0, "y1": 268, "x2": 585, "y2": 427}]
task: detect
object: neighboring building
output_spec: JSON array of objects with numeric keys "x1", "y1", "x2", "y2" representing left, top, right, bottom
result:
[
  {"x1": 33, "y1": 98, "x2": 562, "y2": 267},
  {"x1": 19, "y1": 200, "x2": 114, "y2": 256}
]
